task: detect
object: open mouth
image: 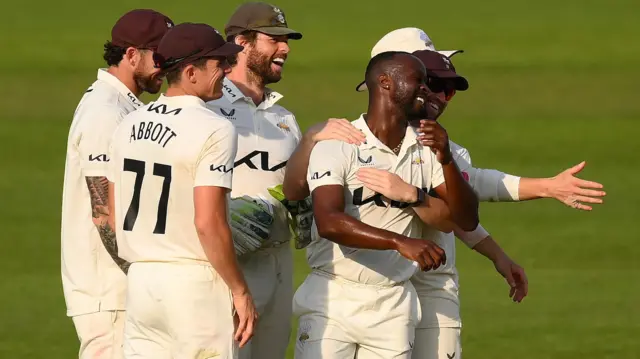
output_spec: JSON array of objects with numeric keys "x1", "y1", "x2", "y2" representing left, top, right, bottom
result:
[
  {"x1": 272, "y1": 57, "x2": 286, "y2": 68},
  {"x1": 416, "y1": 97, "x2": 425, "y2": 105}
]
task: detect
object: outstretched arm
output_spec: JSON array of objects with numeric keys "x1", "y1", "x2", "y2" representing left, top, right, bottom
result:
[{"x1": 86, "y1": 176, "x2": 130, "y2": 273}]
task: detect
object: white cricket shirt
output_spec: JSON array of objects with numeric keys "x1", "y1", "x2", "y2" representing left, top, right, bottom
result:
[
  {"x1": 60, "y1": 69, "x2": 142, "y2": 316},
  {"x1": 107, "y1": 94, "x2": 237, "y2": 265},
  {"x1": 306, "y1": 115, "x2": 445, "y2": 286},
  {"x1": 206, "y1": 79, "x2": 302, "y2": 245}
]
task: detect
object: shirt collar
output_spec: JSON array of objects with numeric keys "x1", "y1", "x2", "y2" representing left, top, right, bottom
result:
[
  {"x1": 222, "y1": 78, "x2": 283, "y2": 110},
  {"x1": 97, "y1": 68, "x2": 143, "y2": 108},
  {"x1": 155, "y1": 94, "x2": 207, "y2": 108},
  {"x1": 352, "y1": 114, "x2": 419, "y2": 155}
]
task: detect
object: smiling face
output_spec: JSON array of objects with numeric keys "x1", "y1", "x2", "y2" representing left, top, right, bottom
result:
[{"x1": 244, "y1": 32, "x2": 290, "y2": 84}]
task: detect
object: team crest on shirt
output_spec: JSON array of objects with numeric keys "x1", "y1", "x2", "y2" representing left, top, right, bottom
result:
[
  {"x1": 194, "y1": 349, "x2": 221, "y2": 359},
  {"x1": 412, "y1": 157, "x2": 424, "y2": 165},
  {"x1": 298, "y1": 321, "x2": 311, "y2": 344},
  {"x1": 276, "y1": 121, "x2": 291, "y2": 133}
]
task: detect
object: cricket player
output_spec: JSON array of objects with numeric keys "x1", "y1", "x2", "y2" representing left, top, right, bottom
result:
[
  {"x1": 60, "y1": 9, "x2": 173, "y2": 359},
  {"x1": 351, "y1": 28, "x2": 606, "y2": 359},
  {"x1": 206, "y1": 3, "x2": 365, "y2": 358},
  {"x1": 106, "y1": 23, "x2": 257, "y2": 358},
  {"x1": 291, "y1": 51, "x2": 480, "y2": 359}
]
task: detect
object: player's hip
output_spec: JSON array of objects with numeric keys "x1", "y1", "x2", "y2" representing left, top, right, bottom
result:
[{"x1": 294, "y1": 271, "x2": 422, "y2": 327}]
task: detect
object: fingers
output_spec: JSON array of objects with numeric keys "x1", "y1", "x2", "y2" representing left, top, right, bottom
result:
[
  {"x1": 576, "y1": 187, "x2": 606, "y2": 198},
  {"x1": 567, "y1": 161, "x2": 586, "y2": 175},
  {"x1": 330, "y1": 119, "x2": 366, "y2": 144},
  {"x1": 574, "y1": 178, "x2": 605, "y2": 190},
  {"x1": 573, "y1": 195, "x2": 603, "y2": 204},
  {"x1": 238, "y1": 314, "x2": 256, "y2": 347},
  {"x1": 234, "y1": 313, "x2": 246, "y2": 343},
  {"x1": 513, "y1": 267, "x2": 528, "y2": 303}
]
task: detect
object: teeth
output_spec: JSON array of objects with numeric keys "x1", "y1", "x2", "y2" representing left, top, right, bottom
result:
[
  {"x1": 417, "y1": 97, "x2": 425, "y2": 104},
  {"x1": 272, "y1": 58, "x2": 285, "y2": 65}
]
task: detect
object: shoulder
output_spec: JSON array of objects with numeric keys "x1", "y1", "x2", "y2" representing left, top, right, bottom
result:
[{"x1": 313, "y1": 139, "x2": 356, "y2": 158}]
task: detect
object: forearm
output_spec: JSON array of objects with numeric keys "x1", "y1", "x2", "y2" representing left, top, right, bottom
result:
[
  {"x1": 316, "y1": 212, "x2": 403, "y2": 251},
  {"x1": 471, "y1": 235, "x2": 508, "y2": 263},
  {"x1": 517, "y1": 177, "x2": 552, "y2": 201},
  {"x1": 86, "y1": 177, "x2": 130, "y2": 273},
  {"x1": 441, "y1": 161, "x2": 479, "y2": 230},
  {"x1": 412, "y1": 196, "x2": 455, "y2": 233},
  {"x1": 198, "y1": 224, "x2": 249, "y2": 295},
  {"x1": 283, "y1": 135, "x2": 315, "y2": 200}
]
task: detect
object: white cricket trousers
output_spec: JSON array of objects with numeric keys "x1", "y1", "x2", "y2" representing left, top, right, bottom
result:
[
  {"x1": 293, "y1": 271, "x2": 422, "y2": 359},
  {"x1": 123, "y1": 262, "x2": 237, "y2": 359},
  {"x1": 411, "y1": 328, "x2": 461, "y2": 359},
  {"x1": 72, "y1": 310, "x2": 125, "y2": 359},
  {"x1": 238, "y1": 243, "x2": 293, "y2": 359}
]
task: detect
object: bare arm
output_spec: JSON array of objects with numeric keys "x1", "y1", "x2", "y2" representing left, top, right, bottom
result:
[
  {"x1": 282, "y1": 135, "x2": 316, "y2": 200},
  {"x1": 313, "y1": 185, "x2": 404, "y2": 250},
  {"x1": 355, "y1": 168, "x2": 455, "y2": 233},
  {"x1": 86, "y1": 176, "x2": 130, "y2": 274},
  {"x1": 194, "y1": 186, "x2": 249, "y2": 295}
]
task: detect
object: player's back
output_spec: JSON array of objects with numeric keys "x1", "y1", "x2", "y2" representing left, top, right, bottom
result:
[{"x1": 108, "y1": 95, "x2": 235, "y2": 265}]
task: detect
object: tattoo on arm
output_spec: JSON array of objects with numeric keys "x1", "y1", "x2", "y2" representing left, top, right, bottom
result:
[{"x1": 86, "y1": 176, "x2": 130, "y2": 274}]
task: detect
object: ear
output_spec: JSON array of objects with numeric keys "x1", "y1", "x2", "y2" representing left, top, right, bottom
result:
[
  {"x1": 234, "y1": 34, "x2": 252, "y2": 53},
  {"x1": 379, "y1": 74, "x2": 392, "y2": 90},
  {"x1": 124, "y1": 47, "x2": 140, "y2": 67},
  {"x1": 183, "y1": 64, "x2": 198, "y2": 84}
]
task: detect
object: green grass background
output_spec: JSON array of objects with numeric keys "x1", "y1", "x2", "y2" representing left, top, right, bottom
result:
[{"x1": 1, "y1": 0, "x2": 638, "y2": 357}]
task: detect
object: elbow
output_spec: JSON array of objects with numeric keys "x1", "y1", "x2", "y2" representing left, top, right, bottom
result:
[
  {"x1": 283, "y1": 181, "x2": 310, "y2": 201},
  {"x1": 315, "y1": 214, "x2": 340, "y2": 240},
  {"x1": 456, "y1": 211, "x2": 479, "y2": 232}
]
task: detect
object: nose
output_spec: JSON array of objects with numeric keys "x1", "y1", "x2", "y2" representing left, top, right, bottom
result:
[{"x1": 279, "y1": 41, "x2": 290, "y2": 55}]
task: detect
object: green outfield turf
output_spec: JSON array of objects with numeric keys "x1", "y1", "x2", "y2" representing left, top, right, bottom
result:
[{"x1": 1, "y1": 0, "x2": 638, "y2": 357}]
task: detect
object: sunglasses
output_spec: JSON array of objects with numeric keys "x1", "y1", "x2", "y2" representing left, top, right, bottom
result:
[{"x1": 427, "y1": 77, "x2": 457, "y2": 101}]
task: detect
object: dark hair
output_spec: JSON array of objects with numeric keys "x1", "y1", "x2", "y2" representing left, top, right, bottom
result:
[
  {"x1": 226, "y1": 30, "x2": 258, "y2": 66},
  {"x1": 165, "y1": 57, "x2": 210, "y2": 85},
  {"x1": 103, "y1": 41, "x2": 127, "y2": 66},
  {"x1": 364, "y1": 51, "x2": 407, "y2": 90}
]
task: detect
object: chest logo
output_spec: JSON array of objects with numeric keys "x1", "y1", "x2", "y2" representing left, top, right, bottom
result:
[
  {"x1": 277, "y1": 121, "x2": 291, "y2": 133},
  {"x1": 220, "y1": 108, "x2": 236, "y2": 120}
]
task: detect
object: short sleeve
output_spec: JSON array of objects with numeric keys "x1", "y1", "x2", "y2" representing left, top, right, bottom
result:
[
  {"x1": 78, "y1": 107, "x2": 124, "y2": 177},
  {"x1": 307, "y1": 140, "x2": 352, "y2": 192},
  {"x1": 194, "y1": 122, "x2": 238, "y2": 189},
  {"x1": 450, "y1": 142, "x2": 473, "y2": 182}
]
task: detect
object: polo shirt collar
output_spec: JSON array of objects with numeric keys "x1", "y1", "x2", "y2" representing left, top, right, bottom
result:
[
  {"x1": 222, "y1": 78, "x2": 283, "y2": 110},
  {"x1": 156, "y1": 94, "x2": 207, "y2": 108},
  {"x1": 352, "y1": 114, "x2": 418, "y2": 156},
  {"x1": 97, "y1": 68, "x2": 143, "y2": 108}
]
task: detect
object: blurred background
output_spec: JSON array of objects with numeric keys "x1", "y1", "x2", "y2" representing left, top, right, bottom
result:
[{"x1": 1, "y1": 0, "x2": 638, "y2": 357}]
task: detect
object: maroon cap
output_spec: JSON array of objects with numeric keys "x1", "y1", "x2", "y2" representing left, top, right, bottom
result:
[
  {"x1": 412, "y1": 50, "x2": 469, "y2": 91},
  {"x1": 111, "y1": 9, "x2": 174, "y2": 50},
  {"x1": 154, "y1": 23, "x2": 244, "y2": 71}
]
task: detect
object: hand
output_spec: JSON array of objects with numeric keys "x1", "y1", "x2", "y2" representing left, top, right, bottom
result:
[
  {"x1": 416, "y1": 119, "x2": 452, "y2": 164},
  {"x1": 356, "y1": 168, "x2": 417, "y2": 203},
  {"x1": 268, "y1": 184, "x2": 314, "y2": 249},
  {"x1": 306, "y1": 118, "x2": 366, "y2": 145},
  {"x1": 546, "y1": 161, "x2": 606, "y2": 211},
  {"x1": 232, "y1": 291, "x2": 258, "y2": 347},
  {"x1": 395, "y1": 237, "x2": 446, "y2": 271},
  {"x1": 229, "y1": 196, "x2": 275, "y2": 256},
  {"x1": 493, "y1": 255, "x2": 528, "y2": 303}
]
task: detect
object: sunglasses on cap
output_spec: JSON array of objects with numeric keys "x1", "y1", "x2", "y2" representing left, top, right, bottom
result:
[{"x1": 427, "y1": 77, "x2": 456, "y2": 101}]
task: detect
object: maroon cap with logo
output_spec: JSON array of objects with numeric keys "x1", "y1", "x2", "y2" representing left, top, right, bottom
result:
[
  {"x1": 412, "y1": 50, "x2": 469, "y2": 91},
  {"x1": 154, "y1": 23, "x2": 244, "y2": 71},
  {"x1": 111, "y1": 9, "x2": 174, "y2": 50}
]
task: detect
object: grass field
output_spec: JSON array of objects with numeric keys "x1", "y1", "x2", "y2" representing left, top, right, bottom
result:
[{"x1": 1, "y1": 0, "x2": 639, "y2": 357}]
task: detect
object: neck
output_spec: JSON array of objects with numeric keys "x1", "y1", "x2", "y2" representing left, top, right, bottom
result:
[
  {"x1": 365, "y1": 97, "x2": 408, "y2": 151},
  {"x1": 107, "y1": 66, "x2": 141, "y2": 97},
  {"x1": 164, "y1": 84, "x2": 197, "y2": 98},
  {"x1": 226, "y1": 64, "x2": 265, "y2": 106}
]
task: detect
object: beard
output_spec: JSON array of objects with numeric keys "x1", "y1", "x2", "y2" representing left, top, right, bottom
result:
[
  {"x1": 246, "y1": 48, "x2": 283, "y2": 85},
  {"x1": 133, "y1": 69, "x2": 162, "y2": 95}
]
